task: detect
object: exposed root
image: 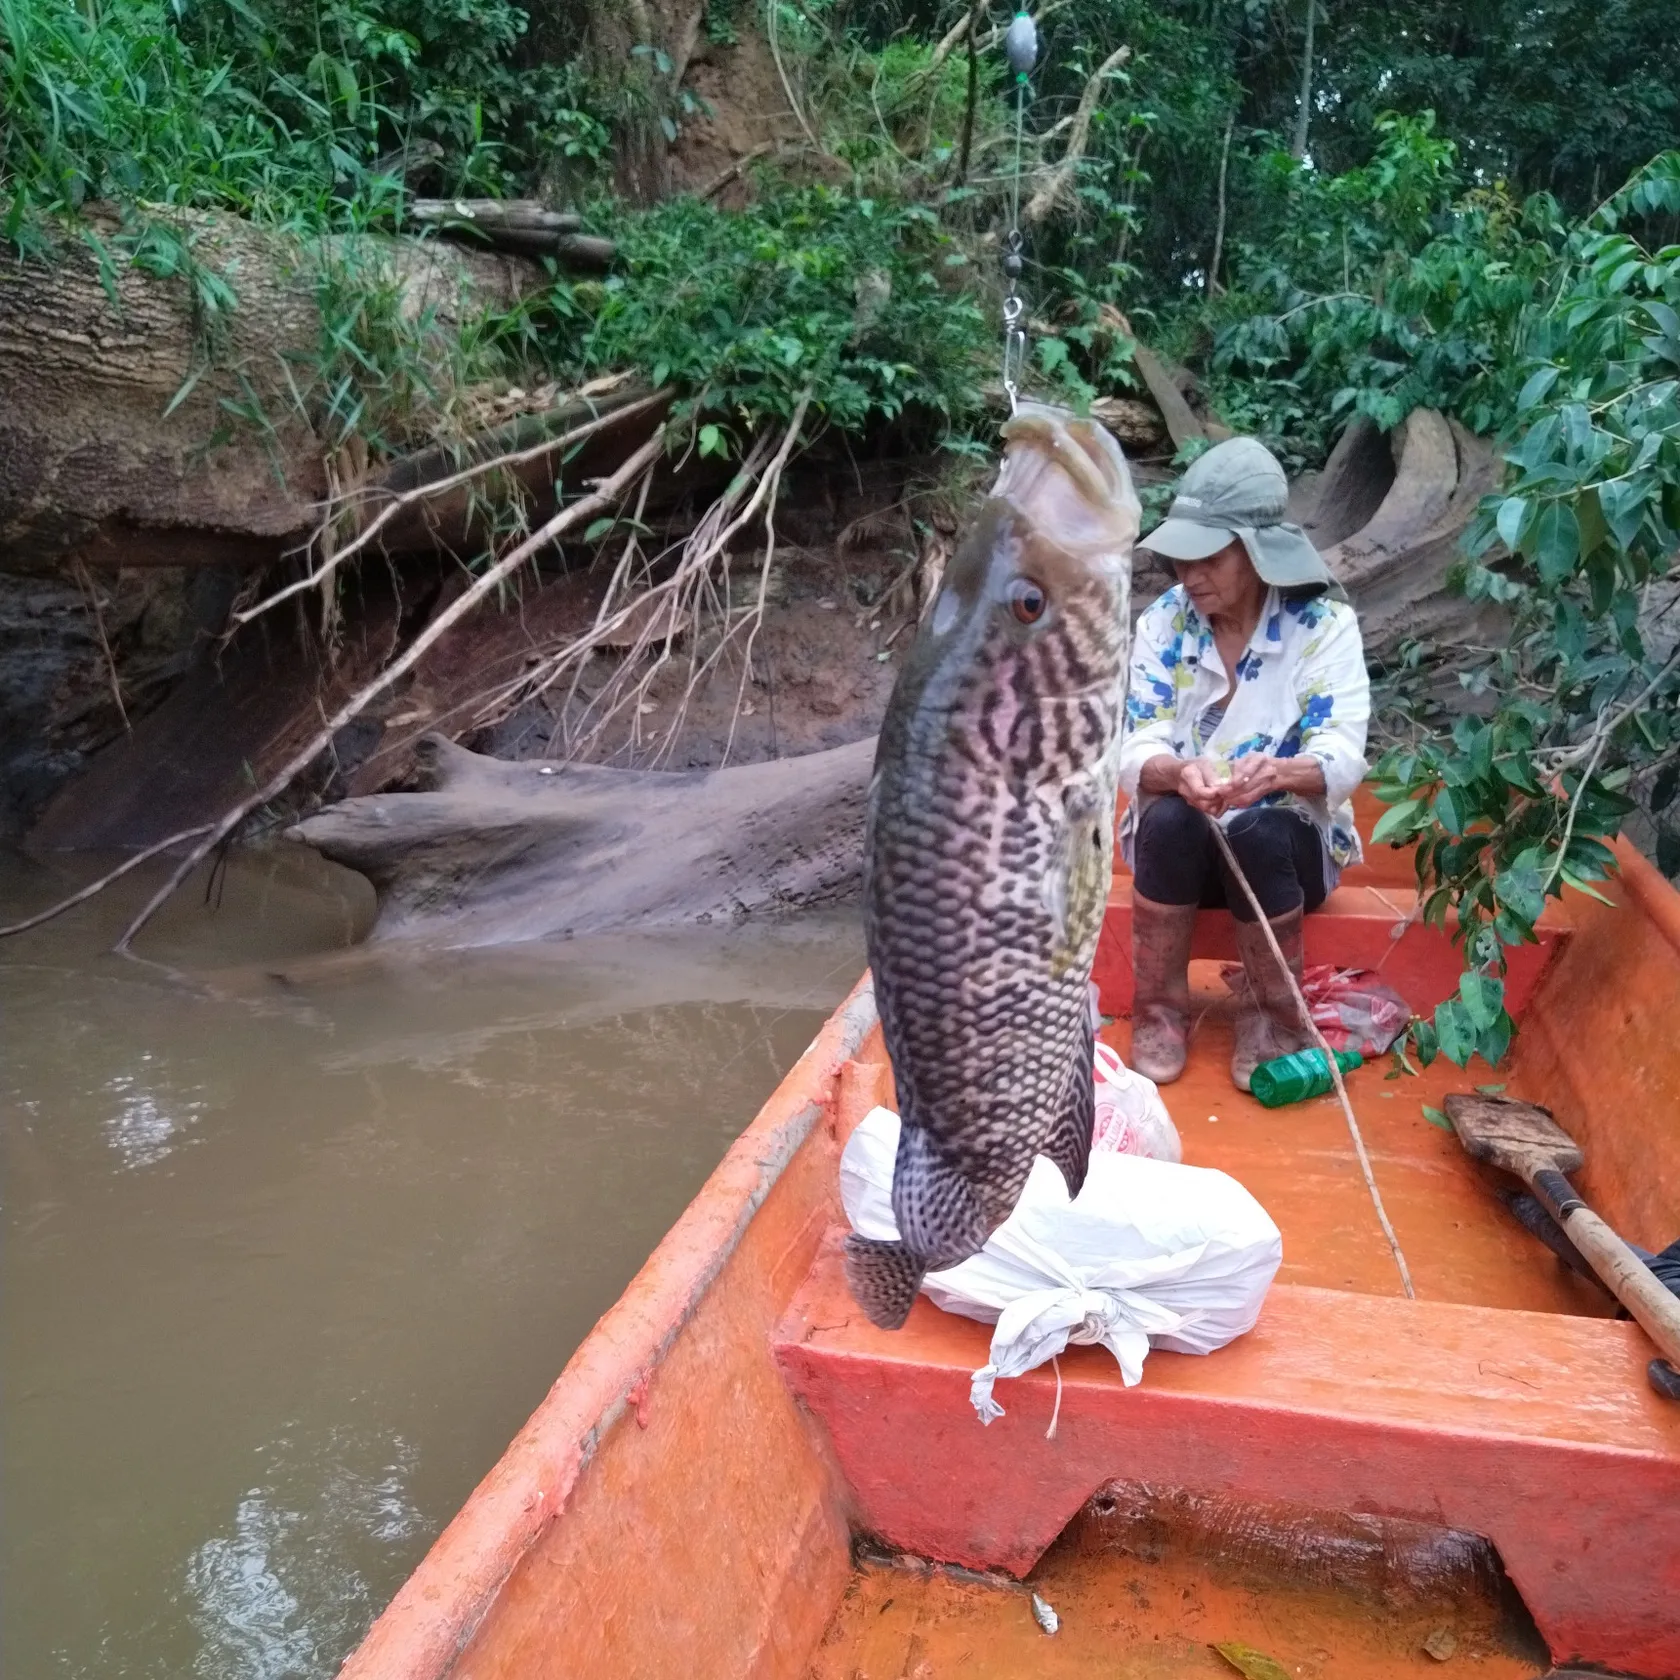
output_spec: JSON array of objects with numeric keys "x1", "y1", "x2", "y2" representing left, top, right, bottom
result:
[
  {"x1": 914, "y1": 522, "x2": 954, "y2": 620},
  {"x1": 719, "y1": 394, "x2": 814, "y2": 763},
  {"x1": 0, "y1": 428, "x2": 671, "y2": 953},
  {"x1": 444, "y1": 393, "x2": 817, "y2": 772},
  {"x1": 4, "y1": 385, "x2": 837, "y2": 950},
  {"x1": 0, "y1": 820, "x2": 218, "y2": 939},
  {"x1": 767, "y1": 0, "x2": 822, "y2": 156},
  {"x1": 229, "y1": 386, "x2": 672, "y2": 632},
  {"x1": 71, "y1": 558, "x2": 130, "y2": 733}
]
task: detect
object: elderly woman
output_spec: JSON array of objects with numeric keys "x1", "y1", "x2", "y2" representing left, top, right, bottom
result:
[{"x1": 1118, "y1": 437, "x2": 1370, "y2": 1092}]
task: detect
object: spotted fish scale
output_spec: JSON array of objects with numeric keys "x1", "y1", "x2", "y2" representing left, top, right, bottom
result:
[{"x1": 846, "y1": 405, "x2": 1139, "y2": 1330}]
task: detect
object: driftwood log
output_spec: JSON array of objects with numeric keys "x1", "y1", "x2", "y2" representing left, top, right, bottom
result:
[
  {"x1": 287, "y1": 732, "x2": 875, "y2": 947},
  {"x1": 405, "y1": 199, "x2": 616, "y2": 268}
]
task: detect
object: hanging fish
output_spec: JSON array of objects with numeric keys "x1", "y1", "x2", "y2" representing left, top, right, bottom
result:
[{"x1": 845, "y1": 404, "x2": 1139, "y2": 1330}]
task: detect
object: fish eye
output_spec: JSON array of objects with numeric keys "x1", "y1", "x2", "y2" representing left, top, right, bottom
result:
[{"x1": 1007, "y1": 577, "x2": 1048, "y2": 624}]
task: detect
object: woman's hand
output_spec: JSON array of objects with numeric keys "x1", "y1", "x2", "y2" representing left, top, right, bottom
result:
[
  {"x1": 1141, "y1": 753, "x2": 1231, "y2": 814},
  {"x1": 1178, "y1": 757, "x2": 1232, "y2": 815},
  {"x1": 1222, "y1": 754, "x2": 1326, "y2": 809}
]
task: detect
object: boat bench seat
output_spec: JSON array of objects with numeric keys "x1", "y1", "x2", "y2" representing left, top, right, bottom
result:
[
  {"x1": 774, "y1": 1234, "x2": 1680, "y2": 1677},
  {"x1": 1098, "y1": 785, "x2": 1573, "y2": 1018},
  {"x1": 1094, "y1": 879, "x2": 1571, "y2": 1018}
]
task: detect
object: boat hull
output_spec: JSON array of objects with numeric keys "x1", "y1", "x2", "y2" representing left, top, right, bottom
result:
[{"x1": 340, "y1": 828, "x2": 1680, "y2": 1680}]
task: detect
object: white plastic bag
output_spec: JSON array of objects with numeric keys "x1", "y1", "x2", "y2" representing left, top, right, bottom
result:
[
  {"x1": 1091, "y1": 1042, "x2": 1181, "y2": 1161},
  {"x1": 840, "y1": 1106, "x2": 1281, "y2": 1424}
]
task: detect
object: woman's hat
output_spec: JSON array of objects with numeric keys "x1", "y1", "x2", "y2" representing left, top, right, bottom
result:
[{"x1": 1138, "y1": 436, "x2": 1333, "y2": 589}]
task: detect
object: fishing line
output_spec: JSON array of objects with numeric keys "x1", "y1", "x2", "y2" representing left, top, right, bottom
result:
[{"x1": 998, "y1": 12, "x2": 1038, "y2": 413}]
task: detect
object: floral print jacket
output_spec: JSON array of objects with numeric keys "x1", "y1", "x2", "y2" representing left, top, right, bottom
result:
[{"x1": 1117, "y1": 584, "x2": 1371, "y2": 874}]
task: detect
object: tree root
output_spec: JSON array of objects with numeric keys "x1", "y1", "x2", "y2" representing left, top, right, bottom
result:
[
  {"x1": 3, "y1": 386, "x2": 832, "y2": 951},
  {"x1": 229, "y1": 385, "x2": 673, "y2": 632},
  {"x1": 1, "y1": 427, "x2": 671, "y2": 952},
  {"x1": 451, "y1": 389, "x2": 817, "y2": 770}
]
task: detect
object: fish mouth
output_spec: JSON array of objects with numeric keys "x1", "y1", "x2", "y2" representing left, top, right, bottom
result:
[{"x1": 993, "y1": 402, "x2": 1140, "y2": 556}]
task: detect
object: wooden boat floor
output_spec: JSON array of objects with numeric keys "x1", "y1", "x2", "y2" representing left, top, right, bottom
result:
[
  {"x1": 1105, "y1": 967, "x2": 1614, "y2": 1316},
  {"x1": 808, "y1": 1506, "x2": 1553, "y2": 1680}
]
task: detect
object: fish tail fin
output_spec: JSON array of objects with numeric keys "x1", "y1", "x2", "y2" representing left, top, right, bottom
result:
[{"x1": 843, "y1": 1234, "x2": 926, "y2": 1330}]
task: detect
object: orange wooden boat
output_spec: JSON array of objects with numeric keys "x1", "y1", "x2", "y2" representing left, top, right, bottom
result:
[{"x1": 339, "y1": 792, "x2": 1680, "y2": 1680}]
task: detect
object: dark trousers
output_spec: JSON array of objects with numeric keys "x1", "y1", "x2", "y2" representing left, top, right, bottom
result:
[{"x1": 1133, "y1": 794, "x2": 1330, "y2": 922}]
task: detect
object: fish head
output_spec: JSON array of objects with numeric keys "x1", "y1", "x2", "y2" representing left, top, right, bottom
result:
[{"x1": 902, "y1": 403, "x2": 1139, "y2": 722}]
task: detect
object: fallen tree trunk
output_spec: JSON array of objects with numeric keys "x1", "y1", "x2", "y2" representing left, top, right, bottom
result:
[
  {"x1": 288, "y1": 732, "x2": 875, "y2": 947},
  {"x1": 407, "y1": 199, "x2": 584, "y2": 236},
  {"x1": 405, "y1": 200, "x2": 616, "y2": 267},
  {"x1": 0, "y1": 207, "x2": 540, "y2": 575}
]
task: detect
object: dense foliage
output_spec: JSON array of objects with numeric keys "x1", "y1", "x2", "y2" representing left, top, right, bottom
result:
[
  {"x1": 497, "y1": 188, "x2": 991, "y2": 436},
  {"x1": 0, "y1": 0, "x2": 602, "y2": 239},
  {"x1": 1371, "y1": 152, "x2": 1680, "y2": 1067}
]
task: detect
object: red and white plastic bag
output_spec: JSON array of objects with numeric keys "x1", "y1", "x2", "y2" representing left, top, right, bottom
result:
[
  {"x1": 1092, "y1": 1042, "x2": 1182, "y2": 1161},
  {"x1": 1220, "y1": 963, "x2": 1411, "y2": 1057}
]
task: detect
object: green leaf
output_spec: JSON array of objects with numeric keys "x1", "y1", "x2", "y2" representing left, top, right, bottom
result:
[
  {"x1": 1421, "y1": 1104, "x2": 1453, "y2": 1131},
  {"x1": 1575, "y1": 487, "x2": 1608, "y2": 559},
  {"x1": 1458, "y1": 971, "x2": 1505, "y2": 1032},
  {"x1": 1658, "y1": 824, "x2": 1680, "y2": 878},
  {"x1": 1036, "y1": 337, "x2": 1072, "y2": 376},
  {"x1": 1432, "y1": 786, "x2": 1464, "y2": 836},
  {"x1": 1495, "y1": 496, "x2": 1530, "y2": 552},
  {"x1": 1516, "y1": 365, "x2": 1560, "y2": 411},
  {"x1": 1599, "y1": 478, "x2": 1649, "y2": 549},
  {"x1": 1371, "y1": 797, "x2": 1424, "y2": 845},
  {"x1": 1435, "y1": 998, "x2": 1476, "y2": 1068},
  {"x1": 1411, "y1": 1018, "x2": 1439, "y2": 1067},
  {"x1": 1477, "y1": 1009, "x2": 1515, "y2": 1067},
  {"x1": 1532, "y1": 500, "x2": 1580, "y2": 586},
  {"x1": 582, "y1": 517, "x2": 616, "y2": 543},
  {"x1": 1558, "y1": 867, "x2": 1615, "y2": 905},
  {"x1": 1214, "y1": 1644, "x2": 1293, "y2": 1680},
  {"x1": 698, "y1": 423, "x2": 725, "y2": 458},
  {"x1": 1494, "y1": 861, "x2": 1546, "y2": 927}
]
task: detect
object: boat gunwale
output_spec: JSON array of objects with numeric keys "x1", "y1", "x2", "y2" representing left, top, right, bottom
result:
[
  {"x1": 1613, "y1": 839, "x2": 1680, "y2": 954},
  {"x1": 337, "y1": 974, "x2": 879, "y2": 1680}
]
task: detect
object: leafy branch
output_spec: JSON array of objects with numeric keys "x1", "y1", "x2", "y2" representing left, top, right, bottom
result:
[{"x1": 1371, "y1": 149, "x2": 1680, "y2": 1070}]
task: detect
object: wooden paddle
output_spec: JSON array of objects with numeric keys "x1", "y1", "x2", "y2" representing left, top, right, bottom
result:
[{"x1": 1444, "y1": 1092, "x2": 1680, "y2": 1393}]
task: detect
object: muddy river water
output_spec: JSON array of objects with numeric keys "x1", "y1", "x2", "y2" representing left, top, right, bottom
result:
[{"x1": 1, "y1": 846, "x2": 862, "y2": 1679}]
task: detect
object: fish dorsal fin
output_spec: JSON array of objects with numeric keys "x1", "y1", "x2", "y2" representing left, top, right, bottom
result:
[{"x1": 1038, "y1": 1009, "x2": 1095, "y2": 1199}]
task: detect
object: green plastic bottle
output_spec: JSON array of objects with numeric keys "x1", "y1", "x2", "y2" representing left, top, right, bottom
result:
[{"x1": 1250, "y1": 1047, "x2": 1363, "y2": 1108}]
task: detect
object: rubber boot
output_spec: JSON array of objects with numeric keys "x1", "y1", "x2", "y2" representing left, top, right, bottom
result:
[
  {"x1": 1129, "y1": 892, "x2": 1199, "y2": 1084},
  {"x1": 1231, "y1": 906, "x2": 1309, "y2": 1093}
]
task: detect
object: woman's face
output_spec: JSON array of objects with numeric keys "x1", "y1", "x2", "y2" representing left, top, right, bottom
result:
[{"x1": 1175, "y1": 538, "x2": 1265, "y2": 622}]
